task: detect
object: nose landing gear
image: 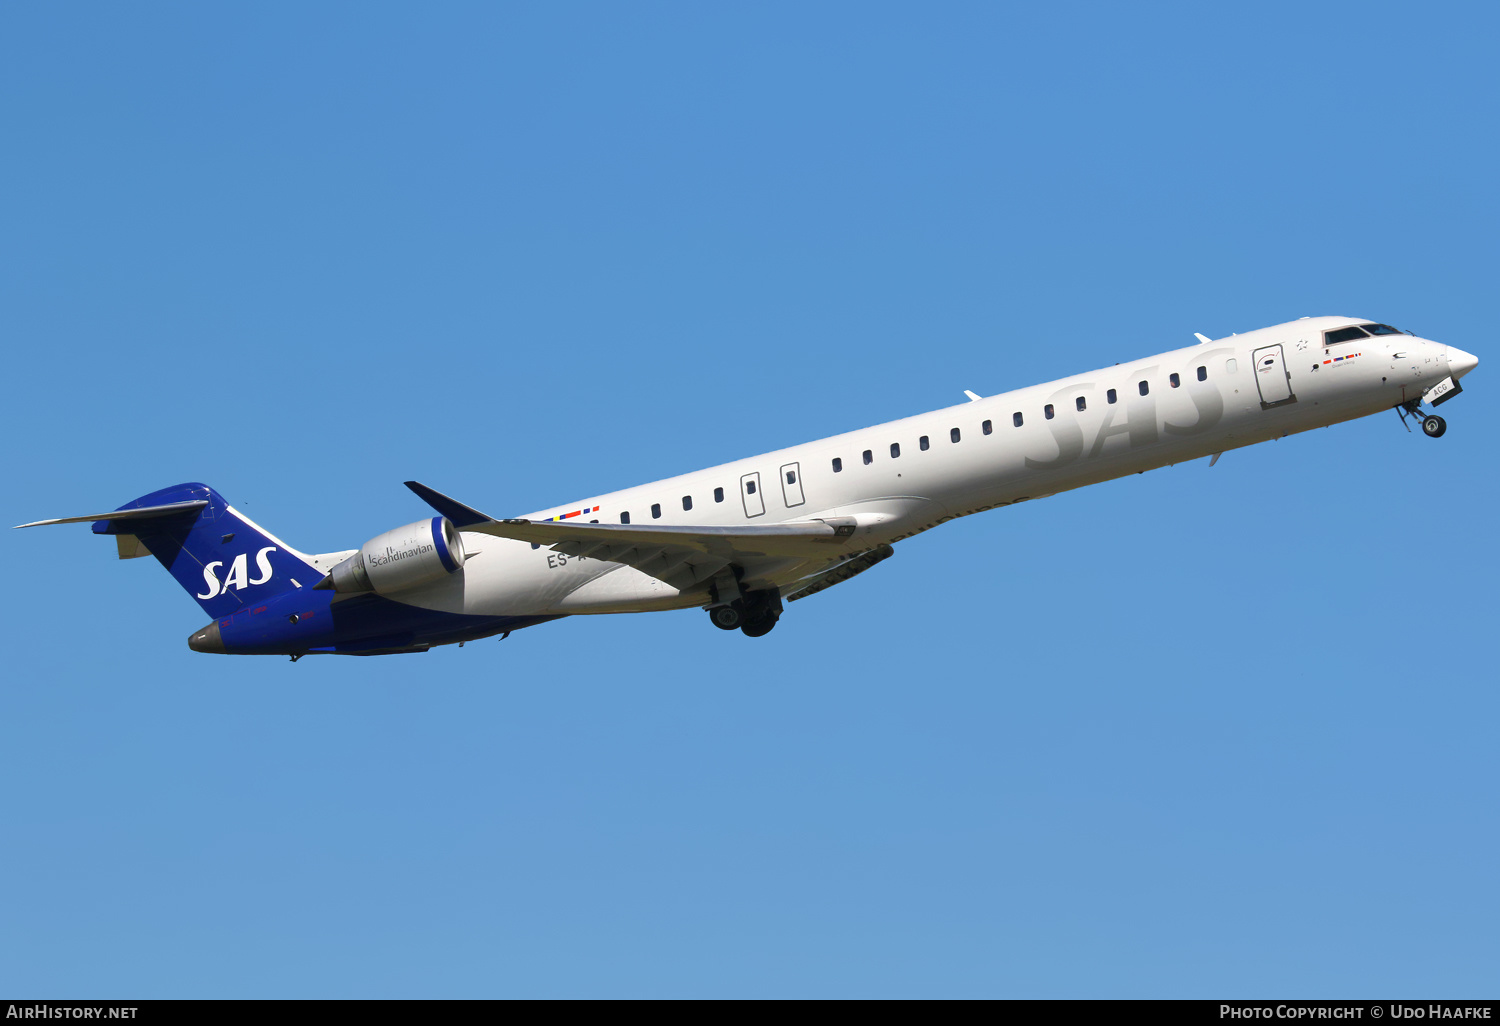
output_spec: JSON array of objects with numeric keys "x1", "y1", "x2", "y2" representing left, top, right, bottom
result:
[{"x1": 1397, "y1": 399, "x2": 1448, "y2": 438}]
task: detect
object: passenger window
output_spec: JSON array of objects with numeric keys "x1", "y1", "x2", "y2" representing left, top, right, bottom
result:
[
  {"x1": 1170, "y1": 373, "x2": 1180, "y2": 388},
  {"x1": 863, "y1": 449, "x2": 873, "y2": 465},
  {"x1": 714, "y1": 486, "x2": 724, "y2": 503},
  {"x1": 620, "y1": 512, "x2": 630, "y2": 524},
  {"x1": 1226, "y1": 358, "x2": 1237, "y2": 373},
  {"x1": 832, "y1": 457, "x2": 843, "y2": 473},
  {"x1": 1107, "y1": 388, "x2": 1117, "y2": 404},
  {"x1": 651, "y1": 503, "x2": 662, "y2": 519},
  {"x1": 1324, "y1": 326, "x2": 1371, "y2": 345},
  {"x1": 919, "y1": 435, "x2": 929, "y2": 450},
  {"x1": 1075, "y1": 397, "x2": 1086, "y2": 412},
  {"x1": 950, "y1": 428, "x2": 961, "y2": 443},
  {"x1": 1139, "y1": 380, "x2": 1149, "y2": 396},
  {"x1": 1197, "y1": 366, "x2": 1207, "y2": 381},
  {"x1": 1044, "y1": 404, "x2": 1054, "y2": 420},
  {"x1": 786, "y1": 469, "x2": 797, "y2": 484},
  {"x1": 890, "y1": 443, "x2": 900, "y2": 458},
  {"x1": 1013, "y1": 412, "x2": 1023, "y2": 427},
  {"x1": 982, "y1": 420, "x2": 992, "y2": 435},
  {"x1": 682, "y1": 496, "x2": 692, "y2": 511}
]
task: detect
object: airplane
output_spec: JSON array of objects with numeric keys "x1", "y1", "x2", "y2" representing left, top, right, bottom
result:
[{"x1": 16, "y1": 316, "x2": 1479, "y2": 659}]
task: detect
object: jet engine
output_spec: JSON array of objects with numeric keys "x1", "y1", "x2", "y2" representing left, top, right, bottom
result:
[{"x1": 317, "y1": 516, "x2": 466, "y2": 595}]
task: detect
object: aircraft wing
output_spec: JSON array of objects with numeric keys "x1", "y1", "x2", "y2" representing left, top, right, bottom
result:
[{"x1": 405, "y1": 480, "x2": 856, "y2": 592}]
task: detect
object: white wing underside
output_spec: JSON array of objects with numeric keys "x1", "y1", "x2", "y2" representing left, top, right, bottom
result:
[{"x1": 466, "y1": 518, "x2": 858, "y2": 592}]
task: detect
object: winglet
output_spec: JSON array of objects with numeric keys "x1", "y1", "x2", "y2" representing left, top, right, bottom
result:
[
  {"x1": 1194, "y1": 332, "x2": 1213, "y2": 345},
  {"x1": 403, "y1": 481, "x2": 496, "y2": 527}
]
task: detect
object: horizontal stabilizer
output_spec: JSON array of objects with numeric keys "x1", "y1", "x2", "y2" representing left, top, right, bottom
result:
[{"x1": 13, "y1": 499, "x2": 208, "y2": 529}]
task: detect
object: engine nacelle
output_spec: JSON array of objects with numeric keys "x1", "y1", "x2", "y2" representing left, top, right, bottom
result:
[{"x1": 318, "y1": 517, "x2": 466, "y2": 595}]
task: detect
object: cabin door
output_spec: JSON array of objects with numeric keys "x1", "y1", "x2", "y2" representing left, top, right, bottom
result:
[
  {"x1": 740, "y1": 472, "x2": 765, "y2": 517},
  {"x1": 1253, "y1": 344, "x2": 1295, "y2": 406},
  {"x1": 780, "y1": 462, "x2": 805, "y2": 508}
]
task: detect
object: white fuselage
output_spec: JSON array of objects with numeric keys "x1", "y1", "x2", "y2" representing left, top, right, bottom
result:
[{"x1": 395, "y1": 317, "x2": 1468, "y2": 618}]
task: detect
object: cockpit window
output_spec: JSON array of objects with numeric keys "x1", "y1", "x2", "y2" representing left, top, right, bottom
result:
[
  {"x1": 1359, "y1": 323, "x2": 1405, "y2": 336},
  {"x1": 1324, "y1": 326, "x2": 1370, "y2": 345}
]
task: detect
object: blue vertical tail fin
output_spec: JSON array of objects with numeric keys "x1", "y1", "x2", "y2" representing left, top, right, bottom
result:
[{"x1": 80, "y1": 483, "x2": 322, "y2": 618}]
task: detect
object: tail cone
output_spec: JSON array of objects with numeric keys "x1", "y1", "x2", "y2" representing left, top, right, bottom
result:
[{"x1": 188, "y1": 621, "x2": 226, "y2": 654}]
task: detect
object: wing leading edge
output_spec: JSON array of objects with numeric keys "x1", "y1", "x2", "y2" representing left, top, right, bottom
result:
[{"x1": 405, "y1": 480, "x2": 857, "y2": 592}]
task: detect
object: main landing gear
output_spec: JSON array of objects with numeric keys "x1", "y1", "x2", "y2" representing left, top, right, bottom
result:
[
  {"x1": 707, "y1": 585, "x2": 783, "y2": 638},
  {"x1": 1397, "y1": 399, "x2": 1447, "y2": 438}
]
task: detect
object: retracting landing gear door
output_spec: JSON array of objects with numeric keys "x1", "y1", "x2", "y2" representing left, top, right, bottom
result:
[
  {"x1": 1422, "y1": 376, "x2": 1462, "y2": 407},
  {"x1": 1253, "y1": 344, "x2": 1295, "y2": 407}
]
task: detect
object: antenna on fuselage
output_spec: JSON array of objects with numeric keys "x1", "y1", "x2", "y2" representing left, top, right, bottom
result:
[
  {"x1": 1194, "y1": 332, "x2": 1212, "y2": 344},
  {"x1": 963, "y1": 390, "x2": 982, "y2": 402}
]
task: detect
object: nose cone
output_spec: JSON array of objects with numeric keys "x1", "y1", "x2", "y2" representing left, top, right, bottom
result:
[
  {"x1": 1447, "y1": 345, "x2": 1479, "y2": 381},
  {"x1": 188, "y1": 620, "x2": 226, "y2": 654}
]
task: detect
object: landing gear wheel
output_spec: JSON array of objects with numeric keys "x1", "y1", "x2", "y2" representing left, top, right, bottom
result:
[
  {"x1": 741, "y1": 614, "x2": 778, "y2": 638},
  {"x1": 1423, "y1": 415, "x2": 1447, "y2": 438},
  {"x1": 709, "y1": 604, "x2": 744, "y2": 630}
]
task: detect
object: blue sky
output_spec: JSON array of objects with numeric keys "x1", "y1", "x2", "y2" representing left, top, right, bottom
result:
[{"x1": 2, "y1": 1, "x2": 1495, "y2": 998}]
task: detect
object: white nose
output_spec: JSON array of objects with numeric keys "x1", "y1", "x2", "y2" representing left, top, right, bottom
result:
[{"x1": 1447, "y1": 346, "x2": 1479, "y2": 380}]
